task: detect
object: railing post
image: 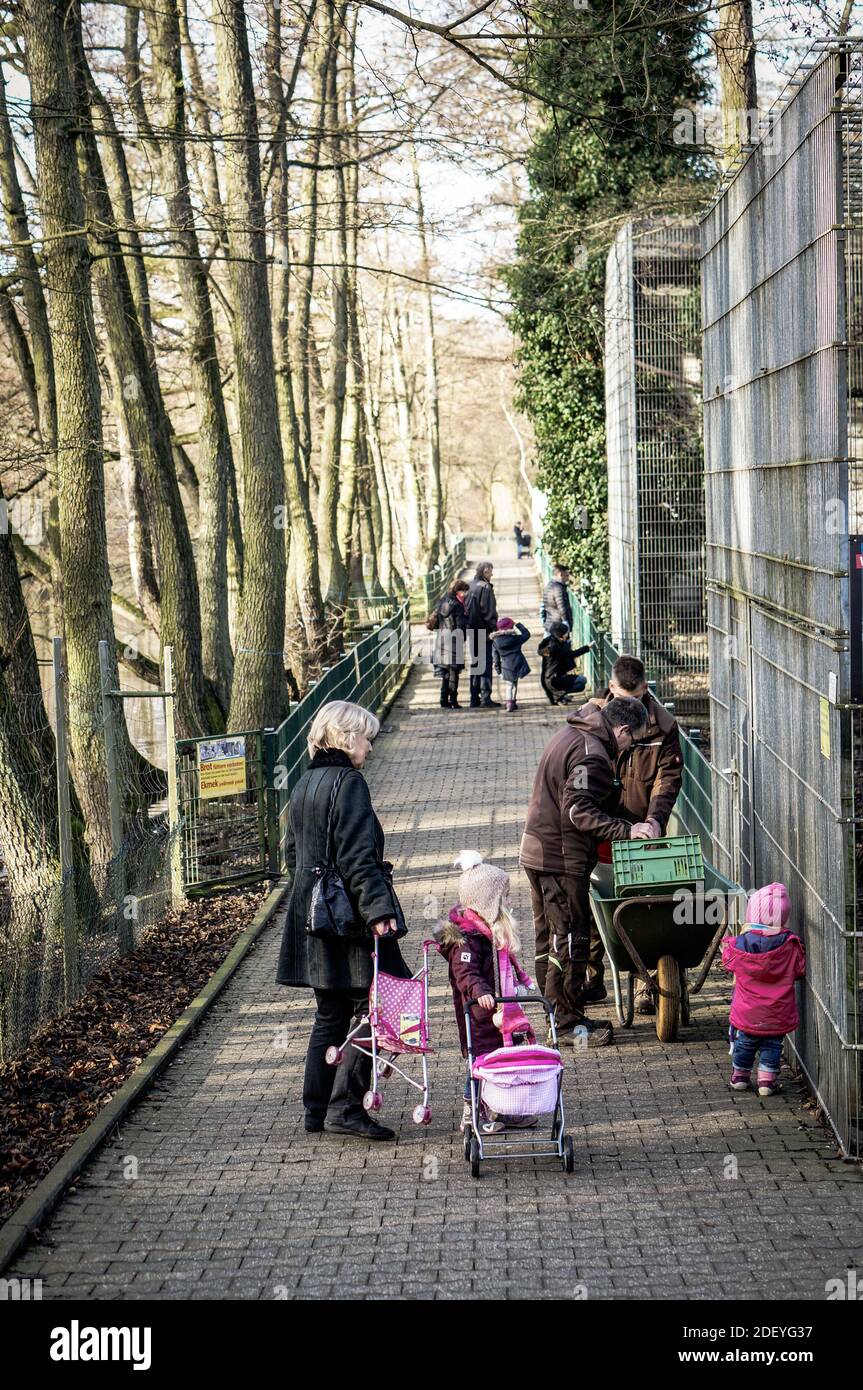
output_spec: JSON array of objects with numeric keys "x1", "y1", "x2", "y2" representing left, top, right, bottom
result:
[
  {"x1": 98, "y1": 638, "x2": 131, "y2": 953},
  {"x1": 53, "y1": 637, "x2": 78, "y2": 1005},
  {"x1": 163, "y1": 645, "x2": 185, "y2": 909},
  {"x1": 262, "y1": 727, "x2": 279, "y2": 875}
]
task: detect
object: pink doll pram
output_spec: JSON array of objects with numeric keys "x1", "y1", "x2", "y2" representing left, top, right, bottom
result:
[
  {"x1": 325, "y1": 936, "x2": 435, "y2": 1126},
  {"x1": 463, "y1": 945, "x2": 573, "y2": 1177}
]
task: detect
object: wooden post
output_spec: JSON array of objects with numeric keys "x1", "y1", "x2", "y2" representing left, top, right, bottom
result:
[
  {"x1": 53, "y1": 638, "x2": 78, "y2": 1004},
  {"x1": 98, "y1": 639, "x2": 131, "y2": 953},
  {"x1": 163, "y1": 645, "x2": 184, "y2": 908}
]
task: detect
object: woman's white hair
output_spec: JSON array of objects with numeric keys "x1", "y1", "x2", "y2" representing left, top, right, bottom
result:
[{"x1": 306, "y1": 699, "x2": 380, "y2": 760}]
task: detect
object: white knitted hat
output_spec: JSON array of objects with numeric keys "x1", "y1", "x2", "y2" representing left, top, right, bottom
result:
[{"x1": 454, "y1": 850, "x2": 510, "y2": 925}]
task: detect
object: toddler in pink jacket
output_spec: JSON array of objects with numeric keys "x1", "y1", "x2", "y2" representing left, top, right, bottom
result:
[{"x1": 721, "y1": 882, "x2": 805, "y2": 1097}]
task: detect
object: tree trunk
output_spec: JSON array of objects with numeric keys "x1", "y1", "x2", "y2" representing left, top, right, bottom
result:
[
  {"x1": 317, "y1": 6, "x2": 350, "y2": 624},
  {"x1": 390, "y1": 306, "x2": 424, "y2": 578},
  {"x1": 0, "y1": 72, "x2": 62, "y2": 634},
  {"x1": 21, "y1": 0, "x2": 124, "y2": 862},
  {"x1": 145, "y1": 0, "x2": 234, "y2": 718},
  {"x1": 714, "y1": 0, "x2": 758, "y2": 166},
  {"x1": 69, "y1": 12, "x2": 217, "y2": 738},
  {"x1": 266, "y1": 0, "x2": 326, "y2": 684},
  {"x1": 291, "y1": 6, "x2": 333, "y2": 482},
  {"x1": 412, "y1": 147, "x2": 443, "y2": 568},
  {"x1": 212, "y1": 0, "x2": 288, "y2": 729}
]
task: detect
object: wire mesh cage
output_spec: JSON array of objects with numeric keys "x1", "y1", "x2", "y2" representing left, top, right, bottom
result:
[
  {"x1": 605, "y1": 217, "x2": 707, "y2": 721},
  {"x1": 701, "y1": 40, "x2": 863, "y2": 1158}
]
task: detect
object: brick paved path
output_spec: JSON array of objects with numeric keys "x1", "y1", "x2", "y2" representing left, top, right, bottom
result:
[{"x1": 10, "y1": 550, "x2": 863, "y2": 1299}]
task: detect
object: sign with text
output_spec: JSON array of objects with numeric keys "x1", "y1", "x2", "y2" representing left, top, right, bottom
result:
[{"x1": 197, "y1": 736, "x2": 247, "y2": 800}]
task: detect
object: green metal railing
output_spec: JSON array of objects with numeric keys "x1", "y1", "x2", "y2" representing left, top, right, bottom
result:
[
  {"x1": 536, "y1": 547, "x2": 713, "y2": 857},
  {"x1": 175, "y1": 537, "x2": 467, "y2": 894}
]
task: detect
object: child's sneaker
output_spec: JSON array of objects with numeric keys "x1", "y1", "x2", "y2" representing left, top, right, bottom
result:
[
  {"x1": 757, "y1": 1074, "x2": 781, "y2": 1097},
  {"x1": 479, "y1": 1104, "x2": 504, "y2": 1134},
  {"x1": 459, "y1": 1099, "x2": 472, "y2": 1132},
  {"x1": 505, "y1": 700, "x2": 515, "y2": 713},
  {"x1": 729, "y1": 1069, "x2": 751, "y2": 1091}
]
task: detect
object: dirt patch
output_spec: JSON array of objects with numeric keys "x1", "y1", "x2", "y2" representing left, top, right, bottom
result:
[{"x1": 0, "y1": 885, "x2": 266, "y2": 1226}]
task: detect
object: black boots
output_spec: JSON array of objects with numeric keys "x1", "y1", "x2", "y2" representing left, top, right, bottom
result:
[{"x1": 441, "y1": 677, "x2": 462, "y2": 709}]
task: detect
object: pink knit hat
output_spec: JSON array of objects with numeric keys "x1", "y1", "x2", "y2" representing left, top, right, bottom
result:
[
  {"x1": 745, "y1": 882, "x2": 791, "y2": 930},
  {"x1": 496, "y1": 616, "x2": 515, "y2": 631}
]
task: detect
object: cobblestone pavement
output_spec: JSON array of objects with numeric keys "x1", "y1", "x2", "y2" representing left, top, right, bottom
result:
[{"x1": 9, "y1": 552, "x2": 863, "y2": 1299}]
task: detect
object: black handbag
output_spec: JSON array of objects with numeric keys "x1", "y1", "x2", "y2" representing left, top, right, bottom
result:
[{"x1": 306, "y1": 771, "x2": 356, "y2": 939}]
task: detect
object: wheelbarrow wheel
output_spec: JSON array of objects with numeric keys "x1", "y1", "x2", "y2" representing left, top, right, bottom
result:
[{"x1": 655, "y1": 955, "x2": 681, "y2": 1043}]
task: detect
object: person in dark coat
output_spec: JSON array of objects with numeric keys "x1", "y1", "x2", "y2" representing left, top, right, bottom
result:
[
  {"x1": 432, "y1": 579, "x2": 469, "y2": 708},
  {"x1": 491, "y1": 617, "x2": 531, "y2": 712},
  {"x1": 540, "y1": 565, "x2": 574, "y2": 632},
  {"x1": 519, "y1": 697, "x2": 650, "y2": 1047},
  {"x1": 538, "y1": 621, "x2": 590, "y2": 704},
  {"x1": 465, "y1": 561, "x2": 499, "y2": 708},
  {"x1": 276, "y1": 699, "x2": 410, "y2": 1140}
]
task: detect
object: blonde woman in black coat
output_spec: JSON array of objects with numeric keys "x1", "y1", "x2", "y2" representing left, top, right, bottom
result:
[{"x1": 276, "y1": 700, "x2": 409, "y2": 1140}]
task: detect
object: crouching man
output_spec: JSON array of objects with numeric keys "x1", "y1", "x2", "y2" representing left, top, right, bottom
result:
[{"x1": 519, "y1": 696, "x2": 651, "y2": 1048}]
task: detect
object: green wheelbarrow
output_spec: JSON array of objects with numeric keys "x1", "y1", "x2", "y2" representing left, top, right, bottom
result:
[{"x1": 589, "y1": 859, "x2": 745, "y2": 1042}]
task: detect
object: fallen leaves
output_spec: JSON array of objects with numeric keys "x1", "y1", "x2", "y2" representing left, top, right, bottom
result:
[{"x1": 0, "y1": 885, "x2": 264, "y2": 1226}]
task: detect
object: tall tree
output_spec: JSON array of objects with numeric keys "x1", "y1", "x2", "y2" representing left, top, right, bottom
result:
[
  {"x1": 265, "y1": 0, "x2": 326, "y2": 682},
  {"x1": 145, "y1": 0, "x2": 235, "y2": 717},
  {"x1": 212, "y1": 0, "x2": 289, "y2": 727},
  {"x1": 20, "y1": 0, "x2": 124, "y2": 860},
  {"x1": 714, "y1": 0, "x2": 758, "y2": 165}
]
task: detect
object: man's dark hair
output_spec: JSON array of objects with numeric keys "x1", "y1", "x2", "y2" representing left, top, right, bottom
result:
[
  {"x1": 604, "y1": 696, "x2": 648, "y2": 733},
  {"x1": 612, "y1": 655, "x2": 646, "y2": 691},
  {"x1": 549, "y1": 620, "x2": 570, "y2": 640},
  {"x1": 553, "y1": 562, "x2": 569, "y2": 576}
]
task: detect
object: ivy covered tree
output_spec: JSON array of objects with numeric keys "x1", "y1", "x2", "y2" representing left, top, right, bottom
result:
[{"x1": 506, "y1": 1, "x2": 711, "y2": 621}]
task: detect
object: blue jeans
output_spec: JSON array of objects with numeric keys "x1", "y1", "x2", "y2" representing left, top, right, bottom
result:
[{"x1": 731, "y1": 1029, "x2": 783, "y2": 1075}]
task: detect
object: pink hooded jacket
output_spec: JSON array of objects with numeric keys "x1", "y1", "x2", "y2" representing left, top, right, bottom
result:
[{"x1": 721, "y1": 882, "x2": 805, "y2": 1035}]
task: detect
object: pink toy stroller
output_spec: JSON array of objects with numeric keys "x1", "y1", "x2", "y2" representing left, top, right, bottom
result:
[
  {"x1": 463, "y1": 945, "x2": 572, "y2": 1177},
  {"x1": 325, "y1": 936, "x2": 435, "y2": 1126}
]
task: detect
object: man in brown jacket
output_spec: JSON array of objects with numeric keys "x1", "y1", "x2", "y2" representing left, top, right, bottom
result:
[
  {"x1": 519, "y1": 696, "x2": 650, "y2": 1047},
  {"x1": 586, "y1": 655, "x2": 684, "y2": 1009}
]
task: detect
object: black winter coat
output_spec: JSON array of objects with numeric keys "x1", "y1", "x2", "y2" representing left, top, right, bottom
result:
[
  {"x1": 491, "y1": 623, "x2": 531, "y2": 680},
  {"x1": 275, "y1": 749, "x2": 409, "y2": 991},
  {"x1": 538, "y1": 634, "x2": 590, "y2": 690},
  {"x1": 432, "y1": 592, "x2": 468, "y2": 673},
  {"x1": 465, "y1": 577, "x2": 497, "y2": 633}
]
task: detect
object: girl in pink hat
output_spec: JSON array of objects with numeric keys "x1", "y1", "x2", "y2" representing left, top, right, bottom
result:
[{"x1": 721, "y1": 883, "x2": 805, "y2": 1097}]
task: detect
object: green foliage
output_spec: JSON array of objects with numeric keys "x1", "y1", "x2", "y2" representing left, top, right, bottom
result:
[{"x1": 506, "y1": 1, "x2": 712, "y2": 624}]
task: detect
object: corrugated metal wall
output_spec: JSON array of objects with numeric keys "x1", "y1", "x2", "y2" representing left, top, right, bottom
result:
[
  {"x1": 702, "y1": 42, "x2": 862, "y2": 1155},
  {"x1": 605, "y1": 218, "x2": 707, "y2": 719}
]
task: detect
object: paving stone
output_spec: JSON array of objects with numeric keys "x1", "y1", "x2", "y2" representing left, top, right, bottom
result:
[{"x1": 6, "y1": 555, "x2": 863, "y2": 1300}]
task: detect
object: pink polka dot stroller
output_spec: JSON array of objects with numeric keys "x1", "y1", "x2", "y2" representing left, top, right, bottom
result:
[{"x1": 325, "y1": 937, "x2": 435, "y2": 1126}]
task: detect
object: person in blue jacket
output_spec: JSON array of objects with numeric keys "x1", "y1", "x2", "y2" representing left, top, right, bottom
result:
[{"x1": 491, "y1": 617, "x2": 531, "y2": 712}]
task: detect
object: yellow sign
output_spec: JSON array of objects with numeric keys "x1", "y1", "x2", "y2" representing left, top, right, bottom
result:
[
  {"x1": 819, "y1": 698, "x2": 831, "y2": 760},
  {"x1": 198, "y1": 736, "x2": 247, "y2": 799}
]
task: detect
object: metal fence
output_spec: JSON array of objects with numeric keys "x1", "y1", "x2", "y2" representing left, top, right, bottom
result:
[
  {"x1": 701, "y1": 39, "x2": 862, "y2": 1157},
  {"x1": 605, "y1": 218, "x2": 708, "y2": 720},
  {"x1": 176, "y1": 536, "x2": 468, "y2": 893},
  {"x1": 0, "y1": 642, "x2": 176, "y2": 1061},
  {"x1": 536, "y1": 548, "x2": 714, "y2": 860}
]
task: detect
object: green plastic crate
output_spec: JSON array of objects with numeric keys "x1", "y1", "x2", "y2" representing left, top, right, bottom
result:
[{"x1": 612, "y1": 835, "x2": 704, "y2": 898}]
